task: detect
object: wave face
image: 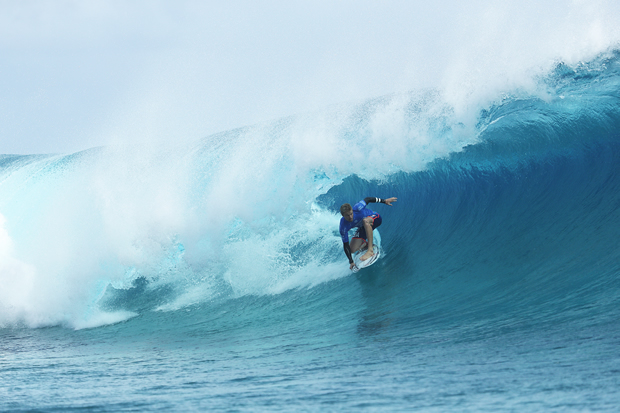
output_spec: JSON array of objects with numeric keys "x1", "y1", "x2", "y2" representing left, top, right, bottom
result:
[{"x1": 2, "y1": 51, "x2": 620, "y2": 411}]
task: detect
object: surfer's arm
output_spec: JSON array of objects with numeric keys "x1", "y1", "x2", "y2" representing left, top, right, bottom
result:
[
  {"x1": 343, "y1": 242, "x2": 354, "y2": 265},
  {"x1": 364, "y1": 197, "x2": 397, "y2": 206}
]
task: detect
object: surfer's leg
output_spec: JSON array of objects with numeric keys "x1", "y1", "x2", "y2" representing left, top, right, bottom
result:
[
  {"x1": 350, "y1": 237, "x2": 364, "y2": 253},
  {"x1": 360, "y1": 217, "x2": 375, "y2": 261}
]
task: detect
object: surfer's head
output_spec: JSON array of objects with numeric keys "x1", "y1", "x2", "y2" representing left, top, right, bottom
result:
[{"x1": 340, "y1": 203, "x2": 354, "y2": 222}]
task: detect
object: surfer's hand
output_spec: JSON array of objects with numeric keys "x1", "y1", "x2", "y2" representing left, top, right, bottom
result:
[
  {"x1": 385, "y1": 197, "x2": 397, "y2": 206},
  {"x1": 350, "y1": 262, "x2": 357, "y2": 270}
]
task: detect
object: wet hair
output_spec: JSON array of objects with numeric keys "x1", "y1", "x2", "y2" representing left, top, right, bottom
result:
[{"x1": 340, "y1": 203, "x2": 352, "y2": 215}]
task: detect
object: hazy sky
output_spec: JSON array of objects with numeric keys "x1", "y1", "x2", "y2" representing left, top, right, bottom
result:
[{"x1": 1, "y1": 0, "x2": 619, "y2": 154}]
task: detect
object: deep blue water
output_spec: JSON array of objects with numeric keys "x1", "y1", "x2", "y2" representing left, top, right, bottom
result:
[{"x1": 2, "y1": 51, "x2": 620, "y2": 411}]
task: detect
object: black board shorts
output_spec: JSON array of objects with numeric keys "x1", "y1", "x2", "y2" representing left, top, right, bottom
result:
[{"x1": 353, "y1": 214, "x2": 382, "y2": 242}]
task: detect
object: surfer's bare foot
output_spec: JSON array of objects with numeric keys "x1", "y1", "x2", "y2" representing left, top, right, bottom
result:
[{"x1": 360, "y1": 249, "x2": 374, "y2": 261}]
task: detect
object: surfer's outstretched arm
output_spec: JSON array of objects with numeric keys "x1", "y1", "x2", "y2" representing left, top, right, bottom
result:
[{"x1": 364, "y1": 197, "x2": 397, "y2": 206}]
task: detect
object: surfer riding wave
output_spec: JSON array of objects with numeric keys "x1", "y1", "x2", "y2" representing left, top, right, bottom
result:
[{"x1": 339, "y1": 196, "x2": 397, "y2": 270}]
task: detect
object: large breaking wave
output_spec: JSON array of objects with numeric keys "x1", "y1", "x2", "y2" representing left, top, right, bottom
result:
[{"x1": 1, "y1": 50, "x2": 620, "y2": 333}]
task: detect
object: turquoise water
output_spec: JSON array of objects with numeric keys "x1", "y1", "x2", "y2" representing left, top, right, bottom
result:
[{"x1": 2, "y1": 51, "x2": 620, "y2": 411}]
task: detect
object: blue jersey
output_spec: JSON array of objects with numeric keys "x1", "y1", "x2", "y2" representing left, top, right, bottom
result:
[{"x1": 339, "y1": 199, "x2": 378, "y2": 243}]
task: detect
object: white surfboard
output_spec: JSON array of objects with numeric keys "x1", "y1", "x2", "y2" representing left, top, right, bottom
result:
[{"x1": 351, "y1": 243, "x2": 381, "y2": 273}]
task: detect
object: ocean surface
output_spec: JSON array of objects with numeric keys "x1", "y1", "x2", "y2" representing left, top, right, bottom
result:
[{"x1": 2, "y1": 50, "x2": 620, "y2": 411}]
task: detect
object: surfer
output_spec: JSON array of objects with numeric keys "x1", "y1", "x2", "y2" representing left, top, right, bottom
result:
[{"x1": 340, "y1": 196, "x2": 397, "y2": 270}]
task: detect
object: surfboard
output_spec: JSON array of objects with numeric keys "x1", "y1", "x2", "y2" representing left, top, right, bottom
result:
[{"x1": 351, "y1": 243, "x2": 381, "y2": 273}]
